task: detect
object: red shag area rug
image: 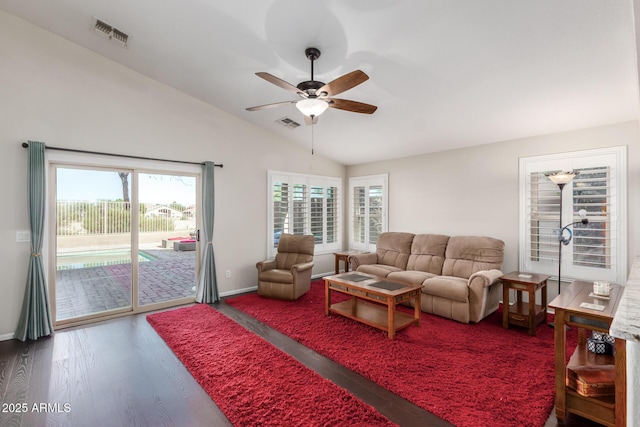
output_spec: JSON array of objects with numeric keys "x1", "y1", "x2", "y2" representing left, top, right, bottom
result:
[
  {"x1": 147, "y1": 304, "x2": 396, "y2": 427},
  {"x1": 226, "y1": 280, "x2": 577, "y2": 427}
]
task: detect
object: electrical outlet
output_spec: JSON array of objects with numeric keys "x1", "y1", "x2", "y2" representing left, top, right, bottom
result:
[
  {"x1": 16, "y1": 231, "x2": 31, "y2": 242},
  {"x1": 225, "y1": 270, "x2": 231, "y2": 279}
]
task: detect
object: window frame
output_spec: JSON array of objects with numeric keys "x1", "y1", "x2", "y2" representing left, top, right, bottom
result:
[
  {"x1": 348, "y1": 174, "x2": 389, "y2": 252},
  {"x1": 518, "y1": 146, "x2": 627, "y2": 285},
  {"x1": 267, "y1": 170, "x2": 342, "y2": 258}
]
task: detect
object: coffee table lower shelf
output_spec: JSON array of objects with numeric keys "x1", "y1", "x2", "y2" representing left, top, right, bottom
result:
[{"x1": 329, "y1": 299, "x2": 418, "y2": 335}]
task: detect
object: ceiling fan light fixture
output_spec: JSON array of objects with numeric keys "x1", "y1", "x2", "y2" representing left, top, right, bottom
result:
[{"x1": 296, "y1": 98, "x2": 329, "y2": 117}]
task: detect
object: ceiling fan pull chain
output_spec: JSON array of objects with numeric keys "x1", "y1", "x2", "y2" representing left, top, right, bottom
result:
[
  {"x1": 311, "y1": 117, "x2": 315, "y2": 155},
  {"x1": 309, "y1": 116, "x2": 316, "y2": 170}
]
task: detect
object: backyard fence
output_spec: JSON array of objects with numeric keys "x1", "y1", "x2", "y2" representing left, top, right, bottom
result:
[{"x1": 57, "y1": 201, "x2": 196, "y2": 236}]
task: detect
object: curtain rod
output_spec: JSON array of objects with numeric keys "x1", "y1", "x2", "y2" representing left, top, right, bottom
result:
[{"x1": 21, "y1": 142, "x2": 223, "y2": 168}]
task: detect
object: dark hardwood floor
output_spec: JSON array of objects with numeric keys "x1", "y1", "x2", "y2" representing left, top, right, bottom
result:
[{"x1": 0, "y1": 298, "x2": 604, "y2": 427}]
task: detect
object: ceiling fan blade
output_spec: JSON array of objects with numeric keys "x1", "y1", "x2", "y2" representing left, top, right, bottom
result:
[
  {"x1": 255, "y1": 72, "x2": 303, "y2": 96},
  {"x1": 303, "y1": 115, "x2": 319, "y2": 126},
  {"x1": 327, "y1": 98, "x2": 377, "y2": 114},
  {"x1": 316, "y1": 70, "x2": 369, "y2": 97},
  {"x1": 246, "y1": 100, "x2": 297, "y2": 111}
]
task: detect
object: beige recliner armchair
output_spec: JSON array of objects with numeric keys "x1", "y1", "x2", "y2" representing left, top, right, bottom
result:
[{"x1": 256, "y1": 233, "x2": 315, "y2": 300}]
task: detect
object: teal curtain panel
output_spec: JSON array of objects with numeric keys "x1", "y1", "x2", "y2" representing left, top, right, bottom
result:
[
  {"x1": 196, "y1": 161, "x2": 219, "y2": 303},
  {"x1": 16, "y1": 141, "x2": 53, "y2": 341}
]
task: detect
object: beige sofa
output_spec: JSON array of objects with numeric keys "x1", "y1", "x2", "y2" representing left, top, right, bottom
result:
[{"x1": 349, "y1": 232, "x2": 504, "y2": 323}]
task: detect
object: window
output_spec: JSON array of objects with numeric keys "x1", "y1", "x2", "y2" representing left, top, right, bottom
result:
[
  {"x1": 519, "y1": 147, "x2": 626, "y2": 284},
  {"x1": 268, "y1": 171, "x2": 341, "y2": 257},
  {"x1": 349, "y1": 174, "x2": 388, "y2": 251}
]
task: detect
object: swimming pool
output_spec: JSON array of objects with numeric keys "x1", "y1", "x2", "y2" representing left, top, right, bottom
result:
[{"x1": 57, "y1": 249, "x2": 155, "y2": 270}]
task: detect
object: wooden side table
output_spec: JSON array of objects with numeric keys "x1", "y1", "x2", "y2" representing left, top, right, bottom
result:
[
  {"x1": 500, "y1": 271, "x2": 550, "y2": 336},
  {"x1": 333, "y1": 250, "x2": 367, "y2": 274},
  {"x1": 549, "y1": 281, "x2": 625, "y2": 427}
]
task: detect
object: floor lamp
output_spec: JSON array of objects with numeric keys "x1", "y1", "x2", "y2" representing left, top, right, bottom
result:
[{"x1": 545, "y1": 170, "x2": 589, "y2": 295}]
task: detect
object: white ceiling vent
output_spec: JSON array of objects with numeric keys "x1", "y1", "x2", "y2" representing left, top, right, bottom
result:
[
  {"x1": 92, "y1": 18, "x2": 129, "y2": 48},
  {"x1": 275, "y1": 117, "x2": 301, "y2": 129}
]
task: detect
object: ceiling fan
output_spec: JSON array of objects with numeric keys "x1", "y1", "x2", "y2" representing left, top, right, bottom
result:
[{"x1": 246, "y1": 47, "x2": 377, "y2": 124}]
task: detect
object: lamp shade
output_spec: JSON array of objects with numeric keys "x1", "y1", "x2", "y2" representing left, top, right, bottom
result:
[
  {"x1": 546, "y1": 171, "x2": 578, "y2": 185},
  {"x1": 296, "y1": 98, "x2": 329, "y2": 117}
]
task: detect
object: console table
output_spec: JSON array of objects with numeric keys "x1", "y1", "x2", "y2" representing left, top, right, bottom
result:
[{"x1": 549, "y1": 281, "x2": 626, "y2": 427}]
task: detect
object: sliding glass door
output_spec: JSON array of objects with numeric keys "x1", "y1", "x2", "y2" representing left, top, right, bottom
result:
[
  {"x1": 55, "y1": 167, "x2": 133, "y2": 321},
  {"x1": 137, "y1": 172, "x2": 197, "y2": 307},
  {"x1": 53, "y1": 165, "x2": 199, "y2": 325}
]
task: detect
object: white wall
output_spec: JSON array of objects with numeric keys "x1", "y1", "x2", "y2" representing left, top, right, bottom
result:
[
  {"x1": 347, "y1": 120, "x2": 640, "y2": 302},
  {"x1": 0, "y1": 11, "x2": 345, "y2": 338}
]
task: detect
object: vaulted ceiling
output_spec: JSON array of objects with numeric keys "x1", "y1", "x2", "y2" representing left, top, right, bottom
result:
[{"x1": 1, "y1": 0, "x2": 638, "y2": 165}]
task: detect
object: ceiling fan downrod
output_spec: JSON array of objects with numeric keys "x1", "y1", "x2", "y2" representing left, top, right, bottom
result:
[{"x1": 305, "y1": 47, "x2": 321, "y2": 83}]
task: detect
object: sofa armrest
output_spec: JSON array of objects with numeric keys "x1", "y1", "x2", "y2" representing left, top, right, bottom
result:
[
  {"x1": 291, "y1": 261, "x2": 314, "y2": 274},
  {"x1": 348, "y1": 253, "x2": 377, "y2": 270},
  {"x1": 468, "y1": 269, "x2": 504, "y2": 323},
  {"x1": 292, "y1": 262, "x2": 314, "y2": 284},
  {"x1": 256, "y1": 259, "x2": 277, "y2": 273},
  {"x1": 468, "y1": 269, "x2": 503, "y2": 288}
]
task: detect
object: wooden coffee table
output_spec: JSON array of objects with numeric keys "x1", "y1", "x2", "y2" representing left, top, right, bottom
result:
[{"x1": 323, "y1": 272, "x2": 422, "y2": 339}]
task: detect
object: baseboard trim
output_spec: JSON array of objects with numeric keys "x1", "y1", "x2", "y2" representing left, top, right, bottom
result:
[
  {"x1": 220, "y1": 286, "x2": 257, "y2": 298},
  {"x1": 0, "y1": 332, "x2": 16, "y2": 341}
]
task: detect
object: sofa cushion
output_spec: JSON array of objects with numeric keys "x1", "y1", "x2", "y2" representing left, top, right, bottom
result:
[
  {"x1": 441, "y1": 236, "x2": 504, "y2": 279},
  {"x1": 388, "y1": 270, "x2": 438, "y2": 286},
  {"x1": 374, "y1": 232, "x2": 415, "y2": 269},
  {"x1": 406, "y1": 234, "x2": 449, "y2": 275},
  {"x1": 422, "y1": 276, "x2": 469, "y2": 303},
  {"x1": 357, "y1": 264, "x2": 404, "y2": 277}
]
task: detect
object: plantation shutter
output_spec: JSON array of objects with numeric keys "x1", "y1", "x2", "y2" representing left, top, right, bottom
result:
[
  {"x1": 528, "y1": 171, "x2": 561, "y2": 264},
  {"x1": 310, "y1": 185, "x2": 323, "y2": 244},
  {"x1": 291, "y1": 183, "x2": 308, "y2": 235},
  {"x1": 519, "y1": 148, "x2": 625, "y2": 284},
  {"x1": 368, "y1": 185, "x2": 383, "y2": 245},
  {"x1": 352, "y1": 185, "x2": 366, "y2": 246},
  {"x1": 272, "y1": 179, "x2": 289, "y2": 249},
  {"x1": 326, "y1": 185, "x2": 339, "y2": 245},
  {"x1": 349, "y1": 174, "x2": 388, "y2": 251},
  {"x1": 268, "y1": 171, "x2": 341, "y2": 257},
  {"x1": 572, "y1": 166, "x2": 614, "y2": 270}
]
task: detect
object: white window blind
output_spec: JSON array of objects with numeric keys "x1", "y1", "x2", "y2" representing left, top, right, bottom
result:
[
  {"x1": 326, "y1": 185, "x2": 339, "y2": 245},
  {"x1": 519, "y1": 147, "x2": 626, "y2": 284},
  {"x1": 349, "y1": 174, "x2": 388, "y2": 251},
  {"x1": 268, "y1": 171, "x2": 341, "y2": 257},
  {"x1": 368, "y1": 185, "x2": 384, "y2": 245}
]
